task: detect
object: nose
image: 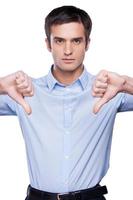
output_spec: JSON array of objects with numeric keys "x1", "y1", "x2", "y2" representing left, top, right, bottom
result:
[{"x1": 64, "y1": 42, "x2": 73, "y2": 56}]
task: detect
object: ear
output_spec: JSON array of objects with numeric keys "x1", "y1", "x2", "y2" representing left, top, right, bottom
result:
[
  {"x1": 85, "y1": 38, "x2": 91, "y2": 51},
  {"x1": 45, "y1": 38, "x2": 51, "y2": 52}
]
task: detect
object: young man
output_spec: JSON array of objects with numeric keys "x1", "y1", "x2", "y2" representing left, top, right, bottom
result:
[{"x1": 1, "y1": 5, "x2": 133, "y2": 200}]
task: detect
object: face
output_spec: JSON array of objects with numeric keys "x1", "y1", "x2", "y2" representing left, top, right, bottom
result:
[{"x1": 46, "y1": 22, "x2": 90, "y2": 73}]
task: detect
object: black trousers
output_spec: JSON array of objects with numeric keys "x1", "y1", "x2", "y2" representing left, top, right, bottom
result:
[
  {"x1": 25, "y1": 184, "x2": 107, "y2": 200},
  {"x1": 25, "y1": 197, "x2": 106, "y2": 200}
]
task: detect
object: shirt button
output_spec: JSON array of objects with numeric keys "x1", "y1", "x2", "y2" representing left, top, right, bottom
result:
[
  {"x1": 65, "y1": 155, "x2": 69, "y2": 159},
  {"x1": 65, "y1": 180, "x2": 68, "y2": 184},
  {"x1": 65, "y1": 131, "x2": 70, "y2": 135},
  {"x1": 66, "y1": 88, "x2": 70, "y2": 92}
]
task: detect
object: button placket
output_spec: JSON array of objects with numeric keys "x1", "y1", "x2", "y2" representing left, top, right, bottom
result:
[{"x1": 62, "y1": 97, "x2": 72, "y2": 189}]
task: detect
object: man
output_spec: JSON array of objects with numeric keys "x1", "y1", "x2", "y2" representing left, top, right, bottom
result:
[{"x1": 0, "y1": 5, "x2": 133, "y2": 200}]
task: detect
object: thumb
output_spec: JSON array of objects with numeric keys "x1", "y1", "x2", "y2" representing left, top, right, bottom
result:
[
  {"x1": 93, "y1": 92, "x2": 112, "y2": 114},
  {"x1": 8, "y1": 90, "x2": 32, "y2": 115},
  {"x1": 93, "y1": 97, "x2": 108, "y2": 114},
  {"x1": 18, "y1": 96, "x2": 32, "y2": 115}
]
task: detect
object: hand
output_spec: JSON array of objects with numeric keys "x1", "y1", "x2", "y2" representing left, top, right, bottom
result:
[
  {"x1": 0, "y1": 71, "x2": 34, "y2": 114},
  {"x1": 16, "y1": 71, "x2": 34, "y2": 97},
  {"x1": 92, "y1": 70, "x2": 126, "y2": 114}
]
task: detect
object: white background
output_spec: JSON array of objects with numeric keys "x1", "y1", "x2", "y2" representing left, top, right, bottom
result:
[{"x1": 0, "y1": 0, "x2": 133, "y2": 199}]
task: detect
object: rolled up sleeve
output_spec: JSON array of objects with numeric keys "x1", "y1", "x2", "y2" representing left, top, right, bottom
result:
[
  {"x1": 118, "y1": 93, "x2": 133, "y2": 112},
  {"x1": 0, "y1": 95, "x2": 17, "y2": 115}
]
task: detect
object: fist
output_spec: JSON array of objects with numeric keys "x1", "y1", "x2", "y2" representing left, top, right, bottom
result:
[
  {"x1": 0, "y1": 70, "x2": 34, "y2": 114},
  {"x1": 92, "y1": 70, "x2": 125, "y2": 114},
  {"x1": 92, "y1": 70, "x2": 108, "y2": 98},
  {"x1": 15, "y1": 71, "x2": 34, "y2": 97}
]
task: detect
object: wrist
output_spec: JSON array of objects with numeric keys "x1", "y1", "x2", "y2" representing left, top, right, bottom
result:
[
  {"x1": 120, "y1": 75, "x2": 128, "y2": 92},
  {"x1": 0, "y1": 77, "x2": 7, "y2": 94}
]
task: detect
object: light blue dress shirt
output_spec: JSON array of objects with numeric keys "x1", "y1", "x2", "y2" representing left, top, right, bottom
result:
[{"x1": 0, "y1": 66, "x2": 133, "y2": 193}]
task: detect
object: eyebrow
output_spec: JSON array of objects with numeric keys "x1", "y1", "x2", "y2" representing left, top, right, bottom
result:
[{"x1": 53, "y1": 37, "x2": 84, "y2": 41}]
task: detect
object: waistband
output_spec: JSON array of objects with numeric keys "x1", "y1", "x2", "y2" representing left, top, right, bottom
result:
[{"x1": 26, "y1": 184, "x2": 108, "y2": 200}]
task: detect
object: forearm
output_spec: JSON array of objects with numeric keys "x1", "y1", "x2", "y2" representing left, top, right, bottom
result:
[{"x1": 121, "y1": 75, "x2": 133, "y2": 94}]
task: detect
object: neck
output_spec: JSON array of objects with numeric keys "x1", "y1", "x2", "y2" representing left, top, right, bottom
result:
[{"x1": 52, "y1": 65, "x2": 84, "y2": 85}]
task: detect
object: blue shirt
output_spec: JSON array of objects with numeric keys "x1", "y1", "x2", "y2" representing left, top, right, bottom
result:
[{"x1": 0, "y1": 66, "x2": 133, "y2": 193}]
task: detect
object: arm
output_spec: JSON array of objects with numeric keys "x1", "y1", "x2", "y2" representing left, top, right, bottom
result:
[
  {"x1": 92, "y1": 70, "x2": 133, "y2": 114},
  {"x1": 0, "y1": 71, "x2": 34, "y2": 114}
]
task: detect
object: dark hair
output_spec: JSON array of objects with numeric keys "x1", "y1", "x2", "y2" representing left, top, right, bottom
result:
[{"x1": 45, "y1": 5, "x2": 92, "y2": 45}]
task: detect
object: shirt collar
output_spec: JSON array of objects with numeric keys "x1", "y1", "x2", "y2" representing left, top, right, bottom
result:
[
  {"x1": 78, "y1": 67, "x2": 89, "y2": 90},
  {"x1": 46, "y1": 65, "x2": 89, "y2": 92}
]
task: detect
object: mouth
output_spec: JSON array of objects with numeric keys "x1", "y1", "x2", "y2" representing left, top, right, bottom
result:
[{"x1": 62, "y1": 58, "x2": 75, "y2": 64}]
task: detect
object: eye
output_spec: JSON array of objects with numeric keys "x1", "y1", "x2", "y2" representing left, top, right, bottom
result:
[
  {"x1": 73, "y1": 39, "x2": 81, "y2": 45},
  {"x1": 55, "y1": 38, "x2": 64, "y2": 45}
]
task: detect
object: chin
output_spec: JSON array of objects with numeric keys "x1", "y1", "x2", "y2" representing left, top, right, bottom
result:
[
  {"x1": 61, "y1": 65, "x2": 81, "y2": 71},
  {"x1": 55, "y1": 62, "x2": 83, "y2": 72},
  {"x1": 63, "y1": 68, "x2": 78, "y2": 72}
]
